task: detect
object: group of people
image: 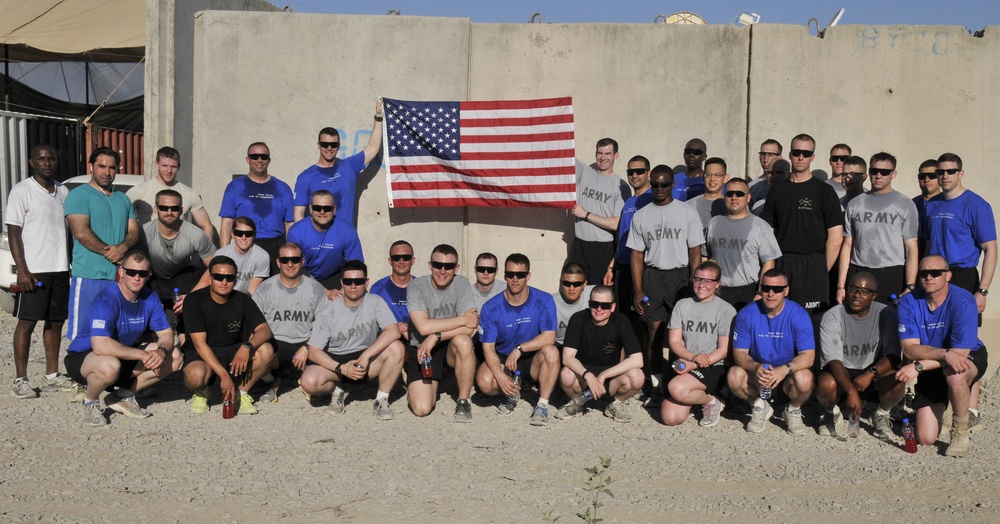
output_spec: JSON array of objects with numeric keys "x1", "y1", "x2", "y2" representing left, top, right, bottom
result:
[{"x1": 5, "y1": 117, "x2": 992, "y2": 456}]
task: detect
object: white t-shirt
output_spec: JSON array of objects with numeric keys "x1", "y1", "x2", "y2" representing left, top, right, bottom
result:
[{"x1": 4, "y1": 177, "x2": 70, "y2": 272}]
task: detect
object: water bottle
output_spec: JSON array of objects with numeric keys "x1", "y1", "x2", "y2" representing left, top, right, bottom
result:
[
  {"x1": 420, "y1": 356, "x2": 433, "y2": 379},
  {"x1": 505, "y1": 370, "x2": 522, "y2": 409},
  {"x1": 672, "y1": 360, "x2": 687, "y2": 373},
  {"x1": 9, "y1": 281, "x2": 43, "y2": 293},
  {"x1": 173, "y1": 287, "x2": 182, "y2": 306},
  {"x1": 902, "y1": 418, "x2": 918, "y2": 453},
  {"x1": 222, "y1": 399, "x2": 234, "y2": 419},
  {"x1": 569, "y1": 389, "x2": 593, "y2": 407},
  {"x1": 759, "y1": 364, "x2": 772, "y2": 400},
  {"x1": 848, "y1": 413, "x2": 860, "y2": 438}
]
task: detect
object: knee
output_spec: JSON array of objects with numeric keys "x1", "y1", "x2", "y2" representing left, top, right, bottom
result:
[
  {"x1": 666, "y1": 378, "x2": 685, "y2": 399},
  {"x1": 558, "y1": 368, "x2": 577, "y2": 388},
  {"x1": 387, "y1": 341, "x2": 406, "y2": 363},
  {"x1": 94, "y1": 357, "x2": 122, "y2": 382},
  {"x1": 409, "y1": 396, "x2": 435, "y2": 417},
  {"x1": 541, "y1": 345, "x2": 560, "y2": 366},
  {"x1": 793, "y1": 369, "x2": 814, "y2": 390},
  {"x1": 169, "y1": 350, "x2": 184, "y2": 373},
  {"x1": 628, "y1": 369, "x2": 645, "y2": 389},
  {"x1": 475, "y1": 374, "x2": 498, "y2": 396},
  {"x1": 815, "y1": 372, "x2": 835, "y2": 395},
  {"x1": 727, "y1": 367, "x2": 747, "y2": 389},
  {"x1": 183, "y1": 365, "x2": 208, "y2": 389},
  {"x1": 659, "y1": 405, "x2": 688, "y2": 427},
  {"x1": 254, "y1": 344, "x2": 274, "y2": 364}
]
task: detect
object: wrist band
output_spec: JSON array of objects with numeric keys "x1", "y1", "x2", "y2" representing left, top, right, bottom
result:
[{"x1": 585, "y1": 212, "x2": 591, "y2": 221}]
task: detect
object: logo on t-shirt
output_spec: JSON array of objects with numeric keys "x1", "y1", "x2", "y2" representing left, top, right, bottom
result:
[
  {"x1": 797, "y1": 198, "x2": 813, "y2": 211},
  {"x1": 227, "y1": 320, "x2": 243, "y2": 333},
  {"x1": 92, "y1": 319, "x2": 106, "y2": 329}
]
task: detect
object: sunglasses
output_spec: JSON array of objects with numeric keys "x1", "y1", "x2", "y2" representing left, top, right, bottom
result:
[
  {"x1": 842, "y1": 171, "x2": 866, "y2": 178},
  {"x1": 504, "y1": 271, "x2": 529, "y2": 280},
  {"x1": 758, "y1": 151, "x2": 778, "y2": 157},
  {"x1": 626, "y1": 168, "x2": 648, "y2": 176},
  {"x1": 122, "y1": 268, "x2": 152, "y2": 279},
  {"x1": 278, "y1": 256, "x2": 303, "y2": 265},
  {"x1": 789, "y1": 149, "x2": 814, "y2": 158},
  {"x1": 760, "y1": 284, "x2": 787, "y2": 294},
  {"x1": 157, "y1": 205, "x2": 181, "y2": 213},
  {"x1": 319, "y1": 141, "x2": 340, "y2": 149},
  {"x1": 561, "y1": 280, "x2": 585, "y2": 288},
  {"x1": 829, "y1": 155, "x2": 848, "y2": 163},
  {"x1": 341, "y1": 277, "x2": 366, "y2": 286},
  {"x1": 684, "y1": 148, "x2": 704, "y2": 156},
  {"x1": 390, "y1": 254, "x2": 413, "y2": 262},
  {"x1": 918, "y1": 172, "x2": 939, "y2": 181},
  {"x1": 589, "y1": 300, "x2": 613, "y2": 310},
  {"x1": 692, "y1": 277, "x2": 720, "y2": 284},
  {"x1": 431, "y1": 261, "x2": 457, "y2": 271},
  {"x1": 724, "y1": 190, "x2": 747, "y2": 198},
  {"x1": 232, "y1": 229, "x2": 255, "y2": 238},
  {"x1": 211, "y1": 273, "x2": 237, "y2": 283},
  {"x1": 248, "y1": 153, "x2": 270, "y2": 161},
  {"x1": 869, "y1": 168, "x2": 893, "y2": 177},
  {"x1": 918, "y1": 269, "x2": 948, "y2": 279},
  {"x1": 846, "y1": 285, "x2": 876, "y2": 295},
  {"x1": 475, "y1": 266, "x2": 497, "y2": 274},
  {"x1": 311, "y1": 205, "x2": 334, "y2": 213},
  {"x1": 650, "y1": 181, "x2": 673, "y2": 189},
  {"x1": 935, "y1": 168, "x2": 960, "y2": 176}
]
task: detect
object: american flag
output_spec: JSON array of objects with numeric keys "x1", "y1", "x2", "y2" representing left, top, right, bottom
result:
[{"x1": 383, "y1": 97, "x2": 576, "y2": 208}]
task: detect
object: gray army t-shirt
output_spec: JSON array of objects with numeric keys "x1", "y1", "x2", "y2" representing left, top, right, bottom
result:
[
  {"x1": 473, "y1": 280, "x2": 505, "y2": 311},
  {"x1": 574, "y1": 160, "x2": 627, "y2": 242},
  {"x1": 141, "y1": 220, "x2": 215, "y2": 278},
  {"x1": 252, "y1": 275, "x2": 328, "y2": 344},
  {"x1": 626, "y1": 200, "x2": 705, "y2": 270},
  {"x1": 552, "y1": 284, "x2": 595, "y2": 344},
  {"x1": 309, "y1": 294, "x2": 397, "y2": 356},
  {"x1": 667, "y1": 296, "x2": 736, "y2": 362},
  {"x1": 406, "y1": 274, "x2": 476, "y2": 346},
  {"x1": 706, "y1": 214, "x2": 782, "y2": 287},
  {"x1": 844, "y1": 190, "x2": 919, "y2": 268},
  {"x1": 819, "y1": 302, "x2": 900, "y2": 369},
  {"x1": 216, "y1": 243, "x2": 271, "y2": 293}
]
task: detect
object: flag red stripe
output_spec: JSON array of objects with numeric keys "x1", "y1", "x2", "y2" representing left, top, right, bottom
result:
[
  {"x1": 461, "y1": 131, "x2": 574, "y2": 143},
  {"x1": 461, "y1": 114, "x2": 574, "y2": 127},
  {"x1": 460, "y1": 98, "x2": 572, "y2": 110},
  {"x1": 389, "y1": 163, "x2": 575, "y2": 176},
  {"x1": 391, "y1": 180, "x2": 575, "y2": 193}
]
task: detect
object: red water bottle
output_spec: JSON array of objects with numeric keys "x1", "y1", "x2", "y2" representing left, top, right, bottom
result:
[
  {"x1": 223, "y1": 399, "x2": 234, "y2": 419},
  {"x1": 420, "y1": 356, "x2": 433, "y2": 379},
  {"x1": 902, "y1": 418, "x2": 918, "y2": 453},
  {"x1": 9, "y1": 281, "x2": 43, "y2": 293}
]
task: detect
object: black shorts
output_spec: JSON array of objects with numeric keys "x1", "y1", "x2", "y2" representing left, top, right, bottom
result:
[
  {"x1": 847, "y1": 264, "x2": 905, "y2": 305},
  {"x1": 913, "y1": 347, "x2": 988, "y2": 409},
  {"x1": 948, "y1": 266, "x2": 979, "y2": 295},
  {"x1": 405, "y1": 340, "x2": 451, "y2": 384},
  {"x1": 640, "y1": 266, "x2": 689, "y2": 322},
  {"x1": 271, "y1": 338, "x2": 306, "y2": 375},
  {"x1": 718, "y1": 282, "x2": 758, "y2": 311},
  {"x1": 64, "y1": 349, "x2": 140, "y2": 390},
  {"x1": 838, "y1": 368, "x2": 884, "y2": 403},
  {"x1": 13, "y1": 271, "x2": 69, "y2": 322},
  {"x1": 255, "y1": 235, "x2": 284, "y2": 277},
  {"x1": 775, "y1": 253, "x2": 828, "y2": 313},
  {"x1": 184, "y1": 342, "x2": 253, "y2": 383},
  {"x1": 325, "y1": 348, "x2": 367, "y2": 384},
  {"x1": 683, "y1": 364, "x2": 727, "y2": 397},
  {"x1": 567, "y1": 239, "x2": 615, "y2": 287},
  {"x1": 614, "y1": 262, "x2": 635, "y2": 313}
]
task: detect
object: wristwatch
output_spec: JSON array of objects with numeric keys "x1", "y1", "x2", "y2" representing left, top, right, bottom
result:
[
  {"x1": 978, "y1": 288, "x2": 989, "y2": 296},
  {"x1": 867, "y1": 365, "x2": 879, "y2": 378},
  {"x1": 242, "y1": 341, "x2": 253, "y2": 351},
  {"x1": 516, "y1": 344, "x2": 524, "y2": 354},
  {"x1": 785, "y1": 364, "x2": 794, "y2": 375},
  {"x1": 906, "y1": 284, "x2": 916, "y2": 291},
  {"x1": 913, "y1": 361, "x2": 925, "y2": 373}
]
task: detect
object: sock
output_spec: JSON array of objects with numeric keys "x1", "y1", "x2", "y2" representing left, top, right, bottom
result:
[
  {"x1": 84, "y1": 397, "x2": 99, "y2": 405},
  {"x1": 239, "y1": 389, "x2": 249, "y2": 396},
  {"x1": 333, "y1": 386, "x2": 344, "y2": 397},
  {"x1": 45, "y1": 372, "x2": 59, "y2": 380},
  {"x1": 375, "y1": 390, "x2": 389, "y2": 401},
  {"x1": 875, "y1": 407, "x2": 891, "y2": 417},
  {"x1": 969, "y1": 408, "x2": 980, "y2": 417},
  {"x1": 537, "y1": 398, "x2": 549, "y2": 406},
  {"x1": 116, "y1": 389, "x2": 135, "y2": 399},
  {"x1": 650, "y1": 374, "x2": 663, "y2": 389}
]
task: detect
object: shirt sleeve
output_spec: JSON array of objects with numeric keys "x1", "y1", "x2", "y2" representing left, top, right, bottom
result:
[
  {"x1": 293, "y1": 170, "x2": 312, "y2": 207},
  {"x1": 792, "y1": 306, "x2": 816, "y2": 352},
  {"x1": 970, "y1": 197, "x2": 998, "y2": 244},
  {"x1": 821, "y1": 183, "x2": 845, "y2": 229},
  {"x1": 479, "y1": 299, "x2": 499, "y2": 344},
  {"x1": 218, "y1": 181, "x2": 237, "y2": 219},
  {"x1": 539, "y1": 293, "x2": 558, "y2": 332},
  {"x1": 183, "y1": 293, "x2": 208, "y2": 335},
  {"x1": 732, "y1": 308, "x2": 752, "y2": 351},
  {"x1": 818, "y1": 308, "x2": 844, "y2": 367},
  {"x1": 4, "y1": 186, "x2": 26, "y2": 227},
  {"x1": 878, "y1": 307, "x2": 902, "y2": 358},
  {"x1": 146, "y1": 292, "x2": 172, "y2": 333},
  {"x1": 896, "y1": 295, "x2": 920, "y2": 342},
  {"x1": 563, "y1": 310, "x2": 586, "y2": 351},
  {"x1": 241, "y1": 293, "x2": 268, "y2": 337},
  {"x1": 617, "y1": 313, "x2": 642, "y2": 356},
  {"x1": 373, "y1": 296, "x2": 397, "y2": 330}
]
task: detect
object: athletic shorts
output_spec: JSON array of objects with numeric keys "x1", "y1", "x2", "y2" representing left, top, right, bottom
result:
[
  {"x1": 271, "y1": 338, "x2": 306, "y2": 375},
  {"x1": 837, "y1": 368, "x2": 884, "y2": 403},
  {"x1": 718, "y1": 282, "x2": 758, "y2": 311},
  {"x1": 567, "y1": 239, "x2": 615, "y2": 288},
  {"x1": 255, "y1": 236, "x2": 284, "y2": 277},
  {"x1": 640, "y1": 266, "x2": 689, "y2": 322},
  {"x1": 184, "y1": 342, "x2": 254, "y2": 384},
  {"x1": 678, "y1": 364, "x2": 727, "y2": 397},
  {"x1": 66, "y1": 277, "x2": 115, "y2": 341},
  {"x1": 405, "y1": 340, "x2": 451, "y2": 384},
  {"x1": 913, "y1": 347, "x2": 988, "y2": 409},
  {"x1": 324, "y1": 348, "x2": 367, "y2": 384},
  {"x1": 13, "y1": 271, "x2": 69, "y2": 322},
  {"x1": 775, "y1": 253, "x2": 828, "y2": 313},
  {"x1": 64, "y1": 349, "x2": 140, "y2": 390},
  {"x1": 847, "y1": 264, "x2": 905, "y2": 305}
]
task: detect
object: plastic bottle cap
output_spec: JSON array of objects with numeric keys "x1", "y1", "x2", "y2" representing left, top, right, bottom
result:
[
  {"x1": 514, "y1": 370, "x2": 521, "y2": 376},
  {"x1": 903, "y1": 418, "x2": 909, "y2": 424},
  {"x1": 174, "y1": 288, "x2": 180, "y2": 292}
]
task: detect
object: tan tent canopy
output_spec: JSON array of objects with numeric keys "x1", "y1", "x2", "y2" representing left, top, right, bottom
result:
[{"x1": 1, "y1": 0, "x2": 144, "y2": 61}]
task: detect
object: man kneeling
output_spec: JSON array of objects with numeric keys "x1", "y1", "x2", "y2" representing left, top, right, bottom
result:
[{"x1": 64, "y1": 250, "x2": 180, "y2": 427}]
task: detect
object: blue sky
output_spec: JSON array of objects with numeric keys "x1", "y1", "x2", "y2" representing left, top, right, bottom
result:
[{"x1": 283, "y1": 1, "x2": 997, "y2": 31}]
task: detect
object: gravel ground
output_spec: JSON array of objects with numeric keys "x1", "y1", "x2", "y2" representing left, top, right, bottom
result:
[{"x1": 0, "y1": 310, "x2": 996, "y2": 523}]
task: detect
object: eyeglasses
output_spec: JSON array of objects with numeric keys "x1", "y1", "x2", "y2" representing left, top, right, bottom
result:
[
  {"x1": 684, "y1": 148, "x2": 704, "y2": 156},
  {"x1": 122, "y1": 268, "x2": 152, "y2": 279},
  {"x1": 724, "y1": 190, "x2": 747, "y2": 198},
  {"x1": 704, "y1": 172, "x2": 726, "y2": 179},
  {"x1": 842, "y1": 171, "x2": 866, "y2": 178},
  {"x1": 211, "y1": 273, "x2": 237, "y2": 283},
  {"x1": 278, "y1": 256, "x2": 303, "y2": 265},
  {"x1": 248, "y1": 153, "x2": 270, "y2": 161},
  {"x1": 311, "y1": 205, "x2": 334, "y2": 213},
  {"x1": 390, "y1": 254, "x2": 413, "y2": 262},
  {"x1": 846, "y1": 285, "x2": 876, "y2": 296},
  {"x1": 341, "y1": 277, "x2": 366, "y2": 286},
  {"x1": 760, "y1": 284, "x2": 787, "y2": 294},
  {"x1": 561, "y1": 280, "x2": 585, "y2": 288},
  {"x1": 232, "y1": 229, "x2": 255, "y2": 238},
  {"x1": 430, "y1": 261, "x2": 457, "y2": 271},
  {"x1": 650, "y1": 181, "x2": 673, "y2": 189},
  {"x1": 626, "y1": 168, "x2": 648, "y2": 176},
  {"x1": 935, "y1": 168, "x2": 960, "y2": 176},
  {"x1": 918, "y1": 172, "x2": 939, "y2": 181},
  {"x1": 156, "y1": 205, "x2": 181, "y2": 213},
  {"x1": 869, "y1": 168, "x2": 893, "y2": 177},
  {"x1": 504, "y1": 271, "x2": 529, "y2": 280},
  {"x1": 475, "y1": 266, "x2": 497, "y2": 274},
  {"x1": 589, "y1": 300, "x2": 613, "y2": 310},
  {"x1": 790, "y1": 149, "x2": 814, "y2": 158},
  {"x1": 692, "y1": 277, "x2": 720, "y2": 284},
  {"x1": 319, "y1": 141, "x2": 340, "y2": 149},
  {"x1": 829, "y1": 155, "x2": 848, "y2": 163},
  {"x1": 918, "y1": 269, "x2": 948, "y2": 279},
  {"x1": 758, "y1": 151, "x2": 779, "y2": 158}
]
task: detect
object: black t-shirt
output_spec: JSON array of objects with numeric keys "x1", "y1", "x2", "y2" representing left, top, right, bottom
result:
[
  {"x1": 563, "y1": 310, "x2": 641, "y2": 369},
  {"x1": 762, "y1": 176, "x2": 843, "y2": 255},
  {"x1": 183, "y1": 287, "x2": 266, "y2": 350}
]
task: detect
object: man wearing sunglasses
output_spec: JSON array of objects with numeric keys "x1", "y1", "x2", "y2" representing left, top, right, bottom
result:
[
  {"x1": 839, "y1": 156, "x2": 867, "y2": 208},
  {"x1": 727, "y1": 269, "x2": 815, "y2": 435},
  {"x1": 370, "y1": 240, "x2": 417, "y2": 340},
  {"x1": 568, "y1": 138, "x2": 630, "y2": 285},
  {"x1": 405, "y1": 244, "x2": 479, "y2": 422},
  {"x1": 836, "y1": 152, "x2": 919, "y2": 306},
  {"x1": 912, "y1": 159, "x2": 941, "y2": 255},
  {"x1": 301, "y1": 260, "x2": 404, "y2": 420},
  {"x1": 556, "y1": 286, "x2": 644, "y2": 422},
  {"x1": 182, "y1": 256, "x2": 274, "y2": 416},
  {"x1": 287, "y1": 190, "x2": 364, "y2": 294},
  {"x1": 127, "y1": 146, "x2": 216, "y2": 241},
  {"x1": 672, "y1": 138, "x2": 708, "y2": 202},
  {"x1": 477, "y1": 254, "x2": 560, "y2": 425},
  {"x1": 552, "y1": 263, "x2": 594, "y2": 348},
  {"x1": 252, "y1": 242, "x2": 329, "y2": 403},
  {"x1": 213, "y1": 216, "x2": 270, "y2": 295},
  {"x1": 825, "y1": 143, "x2": 851, "y2": 200},
  {"x1": 817, "y1": 272, "x2": 906, "y2": 440},
  {"x1": 606, "y1": 156, "x2": 653, "y2": 315},
  {"x1": 292, "y1": 99, "x2": 385, "y2": 226},
  {"x1": 895, "y1": 256, "x2": 988, "y2": 456},
  {"x1": 219, "y1": 142, "x2": 294, "y2": 275},
  {"x1": 471, "y1": 252, "x2": 505, "y2": 312},
  {"x1": 64, "y1": 250, "x2": 179, "y2": 427}
]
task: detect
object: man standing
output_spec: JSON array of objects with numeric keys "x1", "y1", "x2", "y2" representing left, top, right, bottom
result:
[
  {"x1": 293, "y1": 100, "x2": 385, "y2": 225},
  {"x1": 214, "y1": 217, "x2": 270, "y2": 295},
  {"x1": 567, "y1": 138, "x2": 630, "y2": 285},
  {"x1": 477, "y1": 254, "x2": 561, "y2": 425},
  {"x1": 750, "y1": 158, "x2": 790, "y2": 217},
  {"x1": 63, "y1": 251, "x2": 179, "y2": 426},
  {"x1": 286, "y1": 190, "x2": 364, "y2": 290},
  {"x1": 913, "y1": 159, "x2": 941, "y2": 255},
  {"x1": 405, "y1": 244, "x2": 479, "y2": 421},
  {"x1": 825, "y1": 143, "x2": 852, "y2": 199},
  {"x1": 370, "y1": 240, "x2": 417, "y2": 340},
  {"x1": 65, "y1": 147, "x2": 139, "y2": 342},
  {"x1": 556, "y1": 286, "x2": 644, "y2": 422},
  {"x1": 127, "y1": 146, "x2": 215, "y2": 240},
  {"x1": 182, "y1": 256, "x2": 274, "y2": 416},
  {"x1": 604, "y1": 155, "x2": 652, "y2": 313},
  {"x1": 750, "y1": 138, "x2": 782, "y2": 188},
  {"x1": 672, "y1": 139, "x2": 708, "y2": 202},
  {"x1": 837, "y1": 152, "x2": 919, "y2": 304},
  {"x1": 839, "y1": 156, "x2": 867, "y2": 208},
  {"x1": 552, "y1": 263, "x2": 594, "y2": 348},
  {"x1": 895, "y1": 256, "x2": 988, "y2": 456},
  {"x1": 6, "y1": 145, "x2": 73, "y2": 397},
  {"x1": 727, "y1": 269, "x2": 815, "y2": 435},
  {"x1": 471, "y1": 252, "x2": 505, "y2": 311},
  {"x1": 300, "y1": 260, "x2": 405, "y2": 419},
  {"x1": 706, "y1": 179, "x2": 781, "y2": 310},
  {"x1": 219, "y1": 142, "x2": 294, "y2": 275},
  {"x1": 762, "y1": 134, "x2": 844, "y2": 315},
  {"x1": 687, "y1": 157, "x2": 728, "y2": 230}
]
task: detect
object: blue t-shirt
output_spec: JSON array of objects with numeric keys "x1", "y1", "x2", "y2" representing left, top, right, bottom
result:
[
  {"x1": 672, "y1": 172, "x2": 705, "y2": 202},
  {"x1": 370, "y1": 275, "x2": 410, "y2": 323},
  {"x1": 732, "y1": 299, "x2": 815, "y2": 365},
  {"x1": 924, "y1": 191, "x2": 997, "y2": 269},
  {"x1": 219, "y1": 176, "x2": 294, "y2": 240},
  {"x1": 66, "y1": 284, "x2": 170, "y2": 353},
  {"x1": 480, "y1": 286, "x2": 557, "y2": 357},
  {"x1": 64, "y1": 185, "x2": 136, "y2": 280},
  {"x1": 897, "y1": 286, "x2": 984, "y2": 351},
  {"x1": 286, "y1": 219, "x2": 364, "y2": 281},
  {"x1": 293, "y1": 152, "x2": 367, "y2": 226},
  {"x1": 615, "y1": 190, "x2": 653, "y2": 264}
]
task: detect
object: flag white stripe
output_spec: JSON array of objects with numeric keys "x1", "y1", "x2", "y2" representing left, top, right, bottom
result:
[
  {"x1": 461, "y1": 123, "x2": 574, "y2": 135},
  {"x1": 460, "y1": 106, "x2": 574, "y2": 119},
  {"x1": 392, "y1": 190, "x2": 576, "y2": 202},
  {"x1": 389, "y1": 156, "x2": 574, "y2": 169},
  {"x1": 461, "y1": 140, "x2": 574, "y2": 153},
  {"x1": 389, "y1": 173, "x2": 575, "y2": 186}
]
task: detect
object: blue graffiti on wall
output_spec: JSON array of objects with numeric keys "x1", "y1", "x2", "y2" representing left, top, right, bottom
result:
[{"x1": 861, "y1": 27, "x2": 948, "y2": 55}]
